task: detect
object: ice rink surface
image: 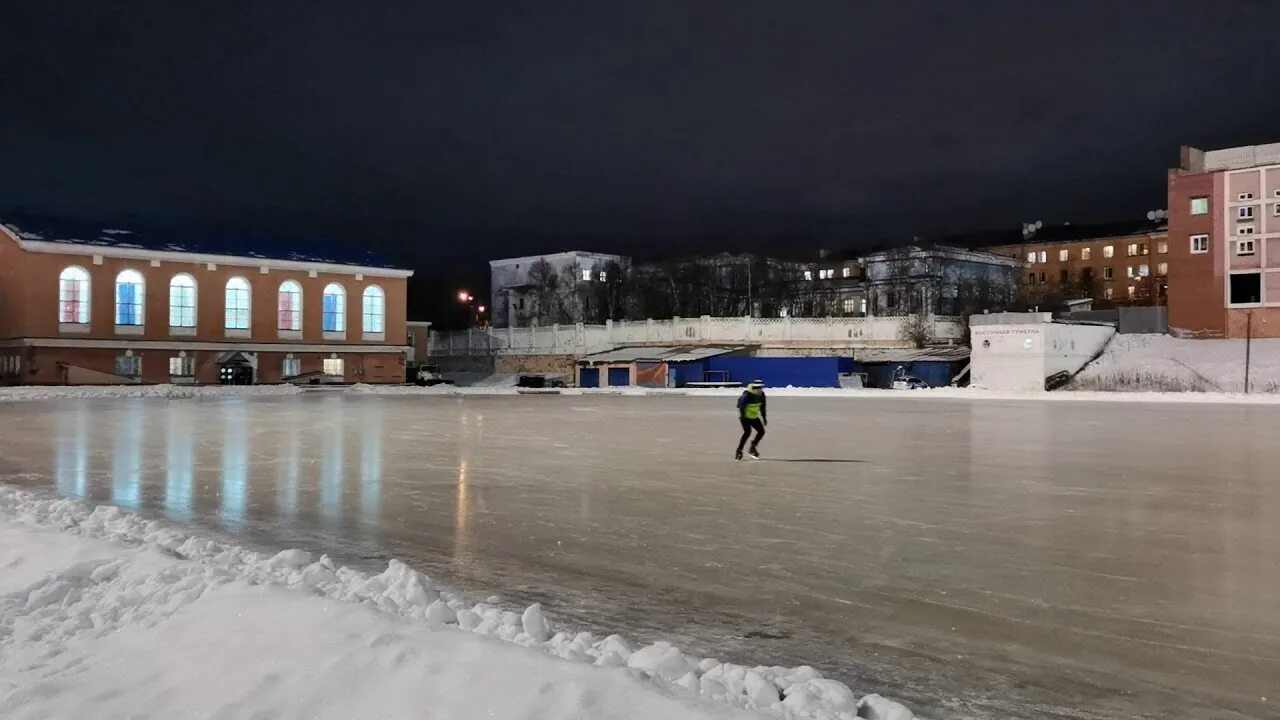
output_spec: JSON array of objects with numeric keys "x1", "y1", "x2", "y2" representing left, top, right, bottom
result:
[{"x1": 0, "y1": 393, "x2": 1276, "y2": 720}]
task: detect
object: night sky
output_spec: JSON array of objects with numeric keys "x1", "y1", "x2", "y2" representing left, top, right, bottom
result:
[{"x1": 4, "y1": 2, "x2": 1280, "y2": 318}]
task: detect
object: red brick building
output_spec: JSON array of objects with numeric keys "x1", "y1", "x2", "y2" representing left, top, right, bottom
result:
[
  {"x1": 0, "y1": 216, "x2": 412, "y2": 385},
  {"x1": 1168, "y1": 144, "x2": 1280, "y2": 338}
]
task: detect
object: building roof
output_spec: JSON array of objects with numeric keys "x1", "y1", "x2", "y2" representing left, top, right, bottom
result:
[
  {"x1": 489, "y1": 251, "x2": 630, "y2": 267},
  {"x1": 940, "y1": 218, "x2": 1168, "y2": 250},
  {"x1": 854, "y1": 346, "x2": 971, "y2": 363},
  {"x1": 859, "y1": 244, "x2": 1022, "y2": 267},
  {"x1": 0, "y1": 213, "x2": 405, "y2": 271},
  {"x1": 579, "y1": 345, "x2": 744, "y2": 364}
]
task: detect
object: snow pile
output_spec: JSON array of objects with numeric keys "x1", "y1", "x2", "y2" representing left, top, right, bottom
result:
[
  {"x1": 0, "y1": 487, "x2": 914, "y2": 720},
  {"x1": 1072, "y1": 334, "x2": 1280, "y2": 393},
  {"x1": 0, "y1": 383, "x2": 302, "y2": 403}
]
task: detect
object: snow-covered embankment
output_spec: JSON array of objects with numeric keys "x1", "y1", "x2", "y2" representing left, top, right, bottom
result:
[{"x1": 0, "y1": 488, "x2": 912, "y2": 720}]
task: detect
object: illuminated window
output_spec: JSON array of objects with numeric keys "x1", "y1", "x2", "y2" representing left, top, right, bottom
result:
[
  {"x1": 1103, "y1": 287, "x2": 1113, "y2": 300},
  {"x1": 322, "y1": 357, "x2": 344, "y2": 376},
  {"x1": 169, "y1": 274, "x2": 196, "y2": 328},
  {"x1": 1037, "y1": 251, "x2": 1047, "y2": 263},
  {"x1": 1102, "y1": 246, "x2": 1114, "y2": 258},
  {"x1": 1059, "y1": 249, "x2": 1069, "y2": 261},
  {"x1": 1081, "y1": 248, "x2": 1092, "y2": 261},
  {"x1": 225, "y1": 277, "x2": 251, "y2": 330},
  {"x1": 115, "y1": 270, "x2": 144, "y2": 326},
  {"x1": 842, "y1": 267, "x2": 852, "y2": 278},
  {"x1": 581, "y1": 269, "x2": 591, "y2": 281},
  {"x1": 277, "y1": 281, "x2": 302, "y2": 331},
  {"x1": 283, "y1": 355, "x2": 301, "y2": 377},
  {"x1": 1190, "y1": 197, "x2": 1209, "y2": 215},
  {"x1": 58, "y1": 266, "x2": 91, "y2": 324},
  {"x1": 168, "y1": 355, "x2": 194, "y2": 377},
  {"x1": 1157, "y1": 262, "x2": 1168, "y2": 276},
  {"x1": 1025, "y1": 251, "x2": 1036, "y2": 263},
  {"x1": 804, "y1": 270, "x2": 813, "y2": 281},
  {"x1": 322, "y1": 283, "x2": 346, "y2": 332},
  {"x1": 362, "y1": 285, "x2": 385, "y2": 334},
  {"x1": 1157, "y1": 241, "x2": 1168, "y2": 254}
]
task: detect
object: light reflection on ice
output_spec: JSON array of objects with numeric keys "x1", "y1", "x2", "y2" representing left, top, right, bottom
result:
[
  {"x1": 112, "y1": 404, "x2": 142, "y2": 509},
  {"x1": 220, "y1": 403, "x2": 247, "y2": 530},
  {"x1": 165, "y1": 406, "x2": 193, "y2": 521}
]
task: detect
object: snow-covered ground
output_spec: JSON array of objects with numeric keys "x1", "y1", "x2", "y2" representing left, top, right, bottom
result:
[
  {"x1": 0, "y1": 487, "x2": 912, "y2": 720},
  {"x1": 1072, "y1": 334, "x2": 1280, "y2": 393},
  {"x1": 0, "y1": 383, "x2": 303, "y2": 403}
]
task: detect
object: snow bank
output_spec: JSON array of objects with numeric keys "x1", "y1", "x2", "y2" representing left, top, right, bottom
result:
[
  {"x1": 1072, "y1": 334, "x2": 1280, "y2": 393},
  {"x1": 0, "y1": 383, "x2": 302, "y2": 403},
  {"x1": 0, "y1": 487, "x2": 914, "y2": 720}
]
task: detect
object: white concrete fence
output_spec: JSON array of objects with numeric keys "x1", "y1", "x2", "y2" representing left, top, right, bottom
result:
[{"x1": 430, "y1": 315, "x2": 965, "y2": 356}]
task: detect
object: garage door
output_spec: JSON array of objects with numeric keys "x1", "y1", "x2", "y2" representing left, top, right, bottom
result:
[
  {"x1": 579, "y1": 368, "x2": 599, "y2": 388},
  {"x1": 607, "y1": 367, "x2": 630, "y2": 387}
]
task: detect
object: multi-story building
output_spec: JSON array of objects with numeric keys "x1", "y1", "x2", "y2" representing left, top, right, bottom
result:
[
  {"x1": 1168, "y1": 143, "x2": 1280, "y2": 337},
  {"x1": 489, "y1": 251, "x2": 630, "y2": 328},
  {"x1": 972, "y1": 219, "x2": 1169, "y2": 309},
  {"x1": 860, "y1": 244, "x2": 1021, "y2": 316},
  {"x1": 0, "y1": 215, "x2": 412, "y2": 385}
]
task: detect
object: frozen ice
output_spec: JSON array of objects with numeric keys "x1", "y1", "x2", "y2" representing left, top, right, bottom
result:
[{"x1": 2, "y1": 392, "x2": 1278, "y2": 719}]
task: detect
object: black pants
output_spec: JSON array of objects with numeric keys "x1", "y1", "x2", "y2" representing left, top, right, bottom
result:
[{"x1": 737, "y1": 417, "x2": 765, "y2": 453}]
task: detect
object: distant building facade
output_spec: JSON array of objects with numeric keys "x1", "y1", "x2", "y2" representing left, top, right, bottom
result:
[
  {"x1": 0, "y1": 216, "x2": 412, "y2": 385},
  {"x1": 861, "y1": 245, "x2": 1021, "y2": 316},
  {"x1": 967, "y1": 220, "x2": 1170, "y2": 310},
  {"x1": 489, "y1": 251, "x2": 630, "y2": 328},
  {"x1": 1168, "y1": 143, "x2": 1280, "y2": 338}
]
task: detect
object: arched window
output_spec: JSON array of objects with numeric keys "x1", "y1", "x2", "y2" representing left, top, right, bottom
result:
[
  {"x1": 362, "y1": 285, "x2": 385, "y2": 334},
  {"x1": 58, "y1": 266, "x2": 91, "y2": 324},
  {"x1": 277, "y1": 280, "x2": 302, "y2": 331},
  {"x1": 169, "y1": 274, "x2": 196, "y2": 328},
  {"x1": 115, "y1": 269, "x2": 145, "y2": 326},
  {"x1": 322, "y1": 283, "x2": 345, "y2": 332},
  {"x1": 225, "y1": 277, "x2": 251, "y2": 330}
]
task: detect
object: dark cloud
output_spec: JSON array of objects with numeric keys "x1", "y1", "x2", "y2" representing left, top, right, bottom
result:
[{"x1": 3, "y1": 1, "x2": 1280, "y2": 316}]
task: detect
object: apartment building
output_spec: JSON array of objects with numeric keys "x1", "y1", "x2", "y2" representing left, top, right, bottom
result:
[
  {"x1": 1168, "y1": 143, "x2": 1280, "y2": 337},
  {"x1": 0, "y1": 215, "x2": 412, "y2": 385},
  {"x1": 976, "y1": 219, "x2": 1169, "y2": 309}
]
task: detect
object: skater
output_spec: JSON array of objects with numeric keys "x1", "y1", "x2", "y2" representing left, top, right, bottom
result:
[{"x1": 735, "y1": 380, "x2": 767, "y2": 460}]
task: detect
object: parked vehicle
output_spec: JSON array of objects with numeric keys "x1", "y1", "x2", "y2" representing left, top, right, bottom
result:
[
  {"x1": 413, "y1": 365, "x2": 454, "y2": 386},
  {"x1": 890, "y1": 365, "x2": 929, "y2": 390}
]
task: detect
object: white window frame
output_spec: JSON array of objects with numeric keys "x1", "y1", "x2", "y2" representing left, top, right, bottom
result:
[
  {"x1": 169, "y1": 274, "x2": 197, "y2": 334},
  {"x1": 1190, "y1": 234, "x2": 1209, "y2": 254},
  {"x1": 1238, "y1": 205, "x2": 1255, "y2": 219},
  {"x1": 1037, "y1": 251, "x2": 1047, "y2": 263},
  {"x1": 1238, "y1": 192, "x2": 1254, "y2": 201},
  {"x1": 322, "y1": 283, "x2": 346, "y2": 339},
  {"x1": 1236, "y1": 239, "x2": 1256, "y2": 256},
  {"x1": 1238, "y1": 224, "x2": 1256, "y2": 236},
  {"x1": 114, "y1": 269, "x2": 145, "y2": 333},
  {"x1": 1103, "y1": 266, "x2": 1114, "y2": 280},
  {"x1": 282, "y1": 355, "x2": 302, "y2": 378},
  {"x1": 224, "y1": 277, "x2": 252, "y2": 336},
  {"x1": 58, "y1": 265, "x2": 92, "y2": 329},
  {"x1": 1127, "y1": 243, "x2": 1139, "y2": 257},
  {"x1": 1273, "y1": 203, "x2": 1280, "y2": 217},
  {"x1": 277, "y1": 280, "x2": 303, "y2": 335},
  {"x1": 168, "y1": 355, "x2": 194, "y2": 377},
  {"x1": 1190, "y1": 197, "x2": 1209, "y2": 215},
  {"x1": 362, "y1": 285, "x2": 385, "y2": 337},
  {"x1": 322, "y1": 357, "x2": 344, "y2": 377},
  {"x1": 115, "y1": 354, "x2": 142, "y2": 378}
]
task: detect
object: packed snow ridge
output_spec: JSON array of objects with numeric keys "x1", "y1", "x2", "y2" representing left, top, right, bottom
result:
[
  {"x1": 0, "y1": 487, "x2": 914, "y2": 720},
  {"x1": 0, "y1": 384, "x2": 302, "y2": 403}
]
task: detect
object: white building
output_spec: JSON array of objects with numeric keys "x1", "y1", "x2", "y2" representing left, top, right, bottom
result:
[{"x1": 489, "y1": 251, "x2": 630, "y2": 328}]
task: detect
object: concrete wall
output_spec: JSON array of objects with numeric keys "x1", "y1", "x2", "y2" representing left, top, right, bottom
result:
[
  {"x1": 494, "y1": 354, "x2": 576, "y2": 378},
  {"x1": 970, "y1": 322, "x2": 1115, "y2": 392}
]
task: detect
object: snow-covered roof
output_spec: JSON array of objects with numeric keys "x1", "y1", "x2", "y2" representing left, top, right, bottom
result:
[
  {"x1": 579, "y1": 346, "x2": 743, "y2": 364},
  {"x1": 854, "y1": 346, "x2": 971, "y2": 363},
  {"x1": 0, "y1": 213, "x2": 406, "y2": 271}
]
